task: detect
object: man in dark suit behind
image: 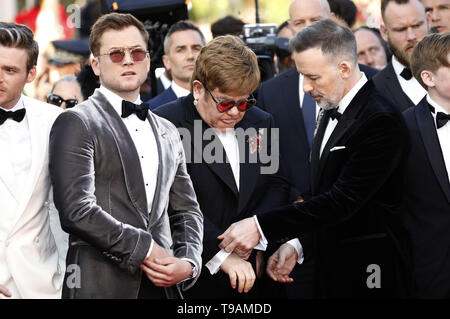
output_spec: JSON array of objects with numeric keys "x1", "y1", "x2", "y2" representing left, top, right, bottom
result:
[
  {"x1": 373, "y1": 0, "x2": 430, "y2": 112},
  {"x1": 147, "y1": 20, "x2": 205, "y2": 110},
  {"x1": 402, "y1": 33, "x2": 450, "y2": 298},
  {"x1": 218, "y1": 19, "x2": 412, "y2": 298}
]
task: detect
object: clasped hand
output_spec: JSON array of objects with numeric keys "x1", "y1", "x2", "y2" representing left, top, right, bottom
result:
[{"x1": 140, "y1": 242, "x2": 192, "y2": 287}]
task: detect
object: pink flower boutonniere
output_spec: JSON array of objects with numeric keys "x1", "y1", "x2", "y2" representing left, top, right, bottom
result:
[{"x1": 248, "y1": 129, "x2": 265, "y2": 154}]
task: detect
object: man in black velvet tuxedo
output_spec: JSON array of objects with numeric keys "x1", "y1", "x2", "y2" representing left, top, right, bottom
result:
[
  {"x1": 257, "y1": 0, "x2": 378, "y2": 299},
  {"x1": 219, "y1": 19, "x2": 412, "y2": 298},
  {"x1": 402, "y1": 33, "x2": 450, "y2": 298},
  {"x1": 373, "y1": 0, "x2": 430, "y2": 112}
]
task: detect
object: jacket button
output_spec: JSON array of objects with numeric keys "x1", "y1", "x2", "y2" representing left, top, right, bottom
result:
[{"x1": 35, "y1": 237, "x2": 40, "y2": 244}]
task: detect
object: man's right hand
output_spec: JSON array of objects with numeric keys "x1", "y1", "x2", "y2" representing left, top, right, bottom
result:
[
  {"x1": 140, "y1": 242, "x2": 170, "y2": 285},
  {"x1": 0, "y1": 285, "x2": 11, "y2": 298},
  {"x1": 266, "y1": 242, "x2": 298, "y2": 283},
  {"x1": 220, "y1": 252, "x2": 256, "y2": 293}
]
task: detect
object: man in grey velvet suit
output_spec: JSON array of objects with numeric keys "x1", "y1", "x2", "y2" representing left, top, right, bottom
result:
[{"x1": 49, "y1": 13, "x2": 203, "y2": 299}]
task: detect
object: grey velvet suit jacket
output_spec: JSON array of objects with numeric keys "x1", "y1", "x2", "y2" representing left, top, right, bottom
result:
[{"x1": 49, "y1": 89, "x2": 203, "y2": 299}]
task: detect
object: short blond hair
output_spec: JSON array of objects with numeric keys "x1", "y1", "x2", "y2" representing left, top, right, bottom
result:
[{"x1": 191, "y1": 35, "x2": 260, "y2": 95}]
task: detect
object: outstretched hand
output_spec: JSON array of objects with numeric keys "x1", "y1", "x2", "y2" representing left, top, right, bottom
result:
[{"x1": 266, "y1": 242, "x2": 298, "y2": 283}]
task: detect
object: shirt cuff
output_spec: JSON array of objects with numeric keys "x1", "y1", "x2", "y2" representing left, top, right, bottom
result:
[
  {"x1": 253, "y1": 215, "x2": 268, "y2": 251},
  {"x1": 205, "y1": 249, "x2": 231, "y2": 275},
  {"x1": 286, "y1": 238, "x2": 304, "y2": 264},
  {"x1": 145, "y1": 239, "x2": 154, "y2": 258}
]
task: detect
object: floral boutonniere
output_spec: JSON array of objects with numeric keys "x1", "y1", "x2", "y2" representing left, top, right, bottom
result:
[{"x1": 248, "y1": 129, "x2": 264, "y2": 154}]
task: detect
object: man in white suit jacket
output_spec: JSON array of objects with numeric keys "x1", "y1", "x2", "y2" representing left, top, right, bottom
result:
[{"x1": 0, "y1": 22, "x2": 64, "y2": 299}]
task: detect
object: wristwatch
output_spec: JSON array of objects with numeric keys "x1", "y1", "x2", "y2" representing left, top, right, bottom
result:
[{"x1": 187, "y1": 261, "x2": 198, "y2": 279}]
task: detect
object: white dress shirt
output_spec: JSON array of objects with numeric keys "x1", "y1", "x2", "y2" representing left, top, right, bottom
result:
[
  {"x1": 170, "y1": 80, "x2": 190, "y2": 98},
  {"x1": 427, "y1": 95, "x2": 450, "y2": 182},
  {"x1": 205, "y1": 129, "x2": 268, "y2": 274},
  {"x1": 0, "y1": 96, "x2": 31, "y2": 201},
  {"x1": 98, "y1": 86, "x2": 159, "y2": 256},
  {"x1": 320, "y1": 73, "x2": 368, "y2": 157},
  {"x1": 392, "y1": 56, "x2": 426, "y2": 106}
]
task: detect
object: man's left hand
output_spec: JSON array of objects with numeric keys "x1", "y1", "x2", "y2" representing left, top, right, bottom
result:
[
  {"x1": 218, "y1": 217, "x2": 261, "y2": 257},
  {"x1": 141, "y1": 257, "x2": 192, "y2": 287}
]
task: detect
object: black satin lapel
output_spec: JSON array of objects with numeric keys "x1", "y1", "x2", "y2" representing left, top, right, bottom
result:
[
  {"x1": 317, "y1": 116, "x2": 355, "y2": 184},
  {"x1": 310, "y1": 112, "x2": 328, "y2": 194},
  {"x1": 90, "y1": 91, "x2": 149, "y2": 225},
  {"x1": 416, "y1": 102, "x2": 450, "y2": 201}
]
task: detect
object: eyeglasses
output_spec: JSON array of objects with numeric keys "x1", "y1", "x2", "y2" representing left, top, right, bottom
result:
[
  {"x1": 46, "y1": 93, "x2": 78, "y2": 108},
  {"x1": 204, "y1": 85, "x2": 256, "y2": 113},
  {"x1": 98, "y1": 47, "x2": 148, "y2": 63}
]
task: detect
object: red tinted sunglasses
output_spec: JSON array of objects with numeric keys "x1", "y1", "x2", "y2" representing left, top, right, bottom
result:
[
  {"x1": 99, "y1": 47, "x2": 148, "y2": 63},
  {"x1": 204, "y1": 86, "x2": 256, "y2": 113}
]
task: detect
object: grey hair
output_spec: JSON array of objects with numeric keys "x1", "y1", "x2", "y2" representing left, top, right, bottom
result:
[{"x1": 289, "y1": 19, "x2": 357, "y2": 64}]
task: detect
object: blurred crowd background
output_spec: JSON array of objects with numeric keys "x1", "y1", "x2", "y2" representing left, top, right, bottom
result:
[{"x1": 0, "y1": 0, "x2": 383, "y2": 105}]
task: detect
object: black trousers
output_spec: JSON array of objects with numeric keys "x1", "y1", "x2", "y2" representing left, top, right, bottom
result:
[{"x1": 138, "y1": 275, "x2": 166, "y2": 299}]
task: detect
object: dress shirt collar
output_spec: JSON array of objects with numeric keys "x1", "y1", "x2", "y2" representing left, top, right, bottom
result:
[
  {"x1": 336, "y1": 72, "x2": 368, "y2": 115},
  {"x1": 171, "y1": 80, "x2": 190, "y2": 98},
  {"x1": 427, "y1": 94, "x2": 449, "y2": 126},
  {"x1": 98, "y1": 86, "x2": 141, "y2": 116},
  {"x1": 392, "y1": 56, "x2": 409, "y2": 79},
  {"x1": 0, "y1": 94, "x2": 25, "y2": 112}
]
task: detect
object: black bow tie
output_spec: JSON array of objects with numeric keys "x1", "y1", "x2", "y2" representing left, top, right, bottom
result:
[
  {"x1": 0, "y1": 108, "x2": 26, "y2": 125},
  {"x1": 436, "y1": 112, "x2": 450, "y2": 129},
  {"x1": 121, "y1": 100, "x2": 149, "y2": 121},
  {"x1": 428, "y1": 103, "x2": 450, "y2": 129},
  {"x1": 327, "y1": 108, "x2": 342, "y2": 121},
  {"x1": 400, "y1": 68, "x2": 413, "y2": 80}
]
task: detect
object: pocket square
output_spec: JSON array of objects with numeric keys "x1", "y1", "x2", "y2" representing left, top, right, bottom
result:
[{"x1": 330, "y1": 146, "x2": 346, "y2": 152}]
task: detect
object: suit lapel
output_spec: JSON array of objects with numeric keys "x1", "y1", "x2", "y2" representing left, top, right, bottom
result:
[
  {"x1": 235, "y1": 114, "x2": 262, "y2": 213},
  {"x1": 9, "y1": 98, "x2": 51, "y2": 234},
  {"x1": 379, "y1": 63, "x2": 414, "y2": 110},
  {"x1": 312, "y1": 81, "x2": 371, "y2": 192},
  {"x1": 146, "y1": 113, "x2": 166, "y2": 227},
  {"x1": 90, "y1": 91, "x2": 149, "y2": 227},
  {"x1": 416, "y1": 100, "x2": 450, "y2": 201},
  {"x1": 0, "y1": 143, "x2": 18, "y2": 201},
  {"x1": 181, "y1": 95, "x2": 238, "y2": 196},
  {"x1": 311, "y1": 110, "x2": 329, "y2": 193}
]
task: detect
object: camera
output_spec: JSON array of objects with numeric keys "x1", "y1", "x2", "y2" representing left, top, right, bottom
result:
[{"x1": 242, "y1": 24, "x2": 290, "y2": 82}]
